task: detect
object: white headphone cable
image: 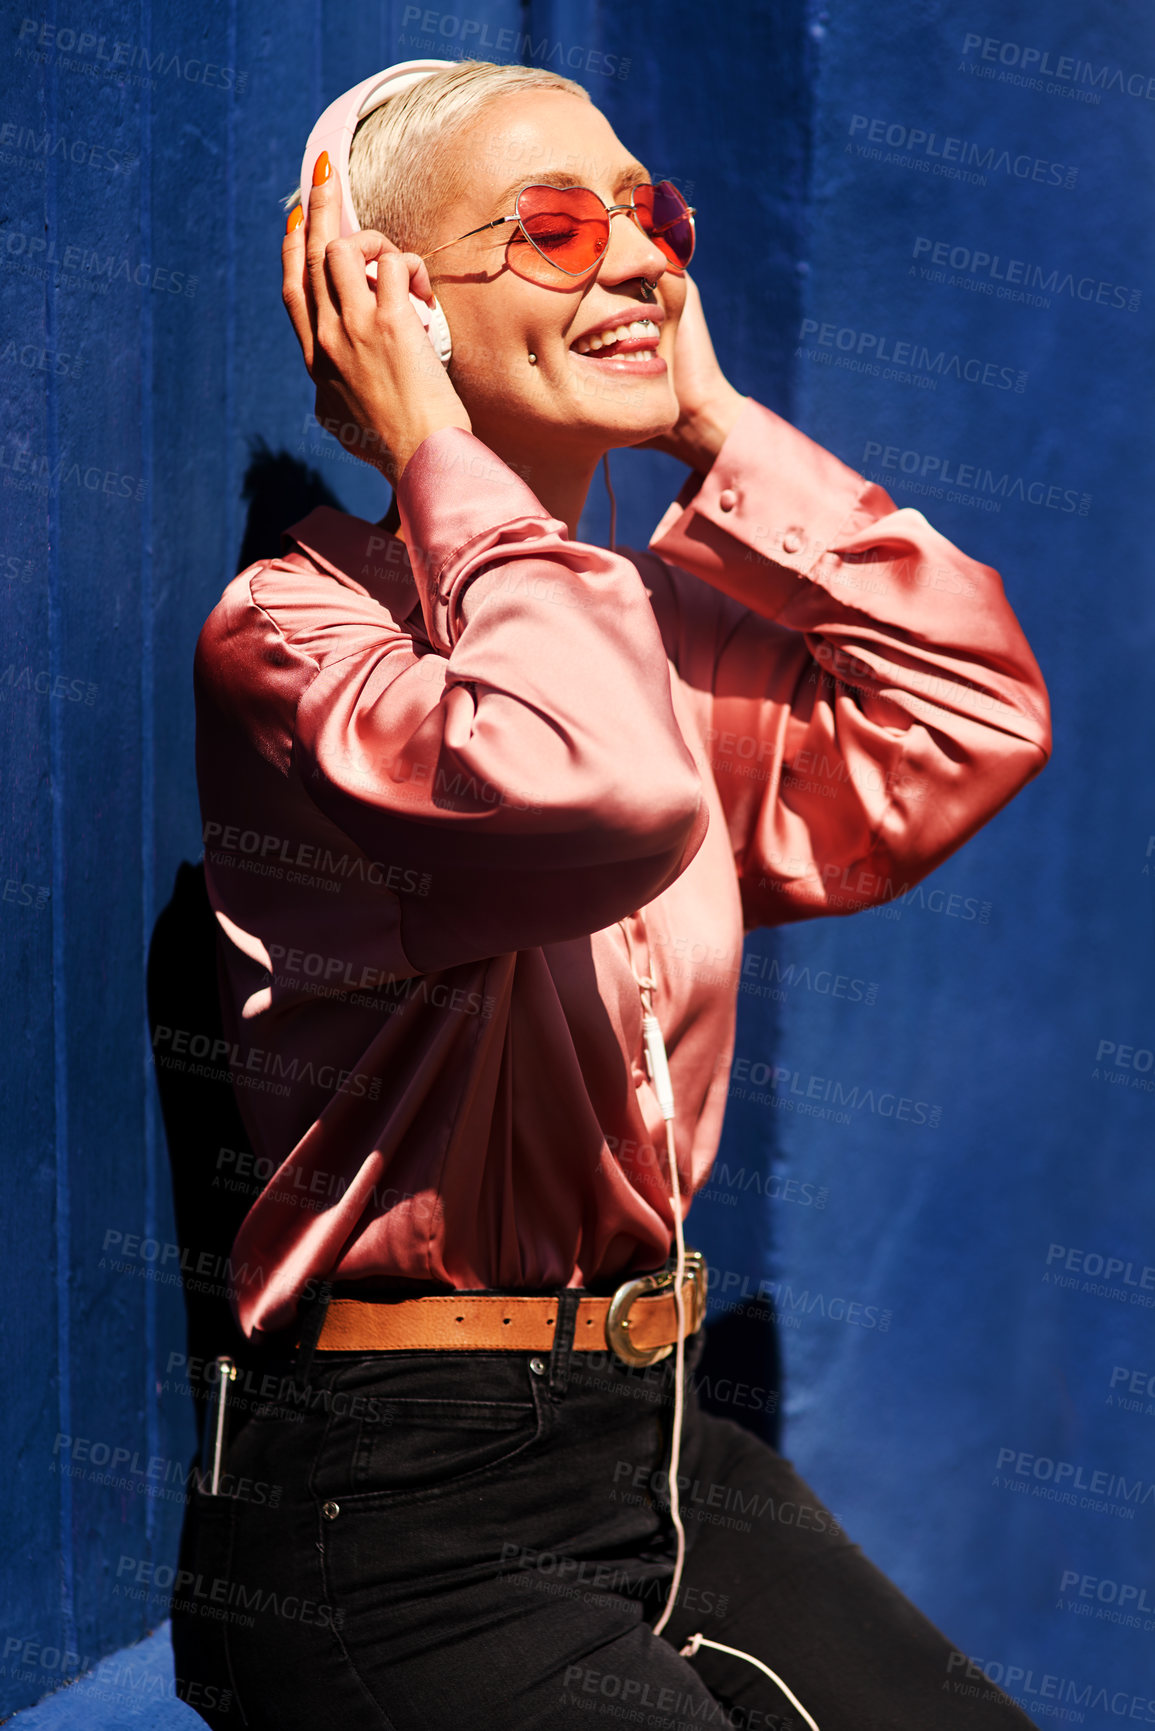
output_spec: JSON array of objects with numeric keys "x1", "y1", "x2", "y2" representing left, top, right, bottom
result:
[
  {"x1": 619, "y1": 916, "x2": 822, "y2": 1731},
  {"x1": 602, "y1": 451, "x2": 618, "y2": 553}
]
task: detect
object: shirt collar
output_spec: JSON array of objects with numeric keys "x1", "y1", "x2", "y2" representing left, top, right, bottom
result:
[{"x1": 281, "y1": 505, "x2": 421, "y2": 627}]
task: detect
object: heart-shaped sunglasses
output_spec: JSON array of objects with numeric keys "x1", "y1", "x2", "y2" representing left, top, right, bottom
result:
[{"x1": 422, "y1": 181, "x2": 696, "y2": 286}]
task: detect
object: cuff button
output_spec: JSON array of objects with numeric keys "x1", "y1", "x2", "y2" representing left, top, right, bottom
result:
[
  {"x1": 782, "y1": 529, "x2": 803, "y2": 554},
  {"x1": 718, "y1": 488, "x2": 737, "y2": 512}
]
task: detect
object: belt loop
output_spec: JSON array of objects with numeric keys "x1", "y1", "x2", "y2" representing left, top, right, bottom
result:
[
  {"x1": 548, "y1": 1288, "x2": 581, "y2": 1399},
  {"x1": 293, "y1": 1279, "x2": 333, "y2": 1389}
]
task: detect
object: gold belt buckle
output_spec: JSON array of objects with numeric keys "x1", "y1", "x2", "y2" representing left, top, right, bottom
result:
[{"x1": 605, "y1": 1250, "x2": 707, "y2": 1368}]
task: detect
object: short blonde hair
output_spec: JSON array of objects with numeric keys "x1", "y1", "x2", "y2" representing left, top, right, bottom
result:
[{"x1": 284, "y1": 60, "x2": 591, "y2": 254}]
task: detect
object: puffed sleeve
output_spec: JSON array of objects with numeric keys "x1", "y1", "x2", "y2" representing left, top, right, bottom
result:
[
  {"x1": 641, "y1": 397, "x2": 1051, "y2": 927},
  {"x1": 258, "y1": 429, "x2": 708, "y2": 971}
]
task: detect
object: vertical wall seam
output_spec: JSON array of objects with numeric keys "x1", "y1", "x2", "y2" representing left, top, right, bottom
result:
[
  {"x1": 313, "y1": 0, "x2": 323, "y2": 122},
  {"x1": 44, "y1": 0, "x2": 75, "y2": 1662},
  {"x1": 760, "y1": 0, "x2": 820, "y2": 1414},
  {"x1": 226, "y1": 0, "x2": 238, "y2": 579},
  {"x1": 139, "y1": 0, "x2": 158, "y2": 1560},
  {"x1": 791, "y1": 0, "x2": 822, "y2": 428}
]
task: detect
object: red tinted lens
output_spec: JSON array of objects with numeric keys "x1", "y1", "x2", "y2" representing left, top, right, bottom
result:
[
  {"x1": 510, "y1": 185, "x2": 610, "y2": 281},
  {"x1": 631, "y1": 182, "x2": 695, "y2": 271}
]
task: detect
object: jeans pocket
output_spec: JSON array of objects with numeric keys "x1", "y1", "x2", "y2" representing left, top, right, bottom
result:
[
  {"x1": 170, "y1": 1490, "x2": 243, "y2": 1728},
  {"x1": 310, "y1": 1356, "x2": 548, "y2": 1507}
]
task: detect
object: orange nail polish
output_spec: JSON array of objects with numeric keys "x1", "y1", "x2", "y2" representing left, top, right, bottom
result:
[
  {"x1": 285, "y1": 205, "x2": 303, "y2": 233},
  {"x1": 312, "y1": 151, "x2": 331, "y2": 186}
]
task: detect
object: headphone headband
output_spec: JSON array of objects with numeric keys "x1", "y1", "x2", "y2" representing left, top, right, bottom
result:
[{"x1": 299, "y1": 59, "x2": 454, "y2": 238}]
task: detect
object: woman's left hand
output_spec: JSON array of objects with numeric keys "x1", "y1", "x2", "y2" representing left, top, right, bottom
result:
[{"x1": 638, "y1": 275, "x2": 747, "y2": 473}]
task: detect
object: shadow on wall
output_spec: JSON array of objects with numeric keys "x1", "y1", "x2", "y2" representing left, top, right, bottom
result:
[
  {"x1": 146, "y1": 444, "x2": 782, "y2": 1457},
  {"x1": 146, "y1": 442, "x2": 342, "y2": 1453}
]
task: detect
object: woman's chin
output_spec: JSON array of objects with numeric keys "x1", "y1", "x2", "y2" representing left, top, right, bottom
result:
[{"x1": 569, "y1": 391, "x2": 680, "y2": 448}]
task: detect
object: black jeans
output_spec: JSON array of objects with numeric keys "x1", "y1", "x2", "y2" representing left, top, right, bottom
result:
[{"x1": 170, "y1": 1299, "x2": 1040, "y2": 1731}]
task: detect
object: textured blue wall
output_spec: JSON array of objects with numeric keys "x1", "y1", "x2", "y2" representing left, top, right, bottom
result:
[{"x1": 2, "y1": 0, "x2": 1152, "y2": 1723}]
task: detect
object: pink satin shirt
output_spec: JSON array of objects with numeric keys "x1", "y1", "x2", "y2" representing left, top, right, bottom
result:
[{"x1": 193, "y1": 397, "x2": 1051, "y2": 1341}]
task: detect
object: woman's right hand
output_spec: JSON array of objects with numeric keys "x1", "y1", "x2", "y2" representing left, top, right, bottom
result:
[{"x1": 281, "y1": 153, "x2": 472, "y2": 482}]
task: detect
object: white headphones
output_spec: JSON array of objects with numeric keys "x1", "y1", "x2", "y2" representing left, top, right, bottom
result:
[{"x1": 299, "y1": 60, "x2": 454, "y2": 367}]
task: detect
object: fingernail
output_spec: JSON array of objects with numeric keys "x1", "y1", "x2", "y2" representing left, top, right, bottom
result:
[
  {"x1": 285, "y1": 205, "x2": 303, "y2": 233},
  {"x1": 312, "y1": 151, "x2": 331, "y2": 187}
]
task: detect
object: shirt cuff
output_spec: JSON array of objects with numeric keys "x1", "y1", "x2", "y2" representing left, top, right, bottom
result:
[
  {"x1": 648, "y1": 397, "x2": 870, "y2": 608},
  {"x1": 395, "y1": 427, "x2": 561, "y2": 653}
]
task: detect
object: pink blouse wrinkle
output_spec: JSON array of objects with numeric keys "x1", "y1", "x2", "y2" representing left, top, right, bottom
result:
[{"x1": 192, "y1": 397, "x2": 1051, "y2": 1341}]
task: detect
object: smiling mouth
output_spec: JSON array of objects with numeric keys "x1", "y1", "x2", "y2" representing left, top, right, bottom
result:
[{"x1": 571, "y1": 317, "x2": 662, "y2": 361}]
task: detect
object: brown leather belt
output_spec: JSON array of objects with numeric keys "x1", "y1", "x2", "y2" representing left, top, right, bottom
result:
[{"x1": 312, "y1": 1251, "x2": 708, "y2": 1369}]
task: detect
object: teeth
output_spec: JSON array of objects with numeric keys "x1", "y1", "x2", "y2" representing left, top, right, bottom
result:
[{"x1": 573, "y1": 318, "x2": 659, "y2": 356}]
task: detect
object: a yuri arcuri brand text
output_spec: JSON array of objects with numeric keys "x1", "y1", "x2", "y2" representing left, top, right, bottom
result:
[
  {"x1": 945, "y1": 1648, "x2": 1155, "y2": 1722},
  {"x1": 992, "y1": 1445, "x2": 1154, "y2": 1521},
  {"x1": 729, "y1": 1056, "x2": 940, "y2": 1128},
  {"x1": 958, "y1": 33, "x2": 1155, "y2": 103},
  {"x1": 16, "y1": 18, "x2": 248, "y2": 92},
  {"x1": 911, "y1": 236, "x2": 1140, "y2": 313},
  {"x1": 797, "y1": 318, "x2": 1026, "y2": 393},
  {"x1": 202, "y1": 821, "x2": 430, "y2": 895},
  {"x1": 862, "y1": 440, "x2": 1090, "y2": 515},
  {"x1": 849, "y1": 113, "x2": 1077, "y2": 188},
  {"x1": 151, "y1": 1023, "x2": 383, "y2": 1102}
]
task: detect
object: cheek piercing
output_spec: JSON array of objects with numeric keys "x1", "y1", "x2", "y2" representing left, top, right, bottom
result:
[{"x1": 527, "y1": 351, "x2": 538, "y2": 365}]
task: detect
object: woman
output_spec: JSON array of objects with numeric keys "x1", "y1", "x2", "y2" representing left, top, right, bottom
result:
[{"x1": 176, "y1": 57, "x2": 1051, "y2": 1731}]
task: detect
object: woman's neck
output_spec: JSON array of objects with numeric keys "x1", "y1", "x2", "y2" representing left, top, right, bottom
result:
[{"x1": 381, "y1": 438, "x2": 603, "y2": 545}]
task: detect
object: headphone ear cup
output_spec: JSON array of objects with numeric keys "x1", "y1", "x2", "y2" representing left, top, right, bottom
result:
[
  {"x1": 425, "y1": 295, "x2": 453, "y2": 368},
  {"x1": 406, "y1": 291, "x2": 453, "y2": 369}
]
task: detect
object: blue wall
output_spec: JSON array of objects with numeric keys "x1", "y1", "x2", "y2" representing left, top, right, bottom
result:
[{"x1": 3, "y1": 0, "x2": 1153, "y2": 1722}]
